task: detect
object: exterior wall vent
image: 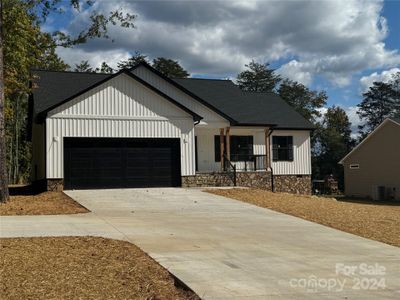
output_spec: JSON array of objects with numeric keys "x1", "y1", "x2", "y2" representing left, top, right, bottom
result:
[{"x1": 349, "y1": 164, "x2": 359, "y2": 169}]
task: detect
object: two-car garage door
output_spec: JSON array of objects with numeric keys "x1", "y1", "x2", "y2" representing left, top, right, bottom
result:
[{"x1": 64, "y1": 138, "x2": 181, "y2": 189}]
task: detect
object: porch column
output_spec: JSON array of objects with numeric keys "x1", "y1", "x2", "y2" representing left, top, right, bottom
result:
[
  {"x1": 265, "y1": 127, "x2": 271, "y2": 170},
  {"x1": 225, "y1": 127, "x2": 231, "y2": 161},
  {"x1": 220, "y1": 128, "x2": 225, "y2": 170}
]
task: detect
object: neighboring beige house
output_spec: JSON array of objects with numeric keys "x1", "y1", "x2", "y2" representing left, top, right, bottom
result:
[{"x1": 339, "y1": 117, "x2": 400, "y2": 200}]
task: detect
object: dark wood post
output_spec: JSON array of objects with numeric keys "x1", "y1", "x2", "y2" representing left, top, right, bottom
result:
[
  {"x1": 225, "y1": 127, "x2": 230, "y2": 161},
  {"x1": 220, "y1": 128, "x2": 225, "y2": 170},
  {"x1": 265, "y1": 128, "x2": 271, "y2": 170}
]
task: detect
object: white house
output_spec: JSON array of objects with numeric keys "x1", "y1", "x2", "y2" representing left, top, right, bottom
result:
[{"x1": 30, "y1": 62, "x2": 314, "y2": 194}]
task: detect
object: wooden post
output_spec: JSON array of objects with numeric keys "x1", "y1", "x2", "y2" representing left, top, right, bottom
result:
[
  {"x1": 265, "y1": 128, "x2": 271, "y2": 170},
  {"x1": 225, "y1": 127, "x2": 230, "y2": 161},
  {"x1": 220, "y1": 128, "x2": 225, "y2": 170}
]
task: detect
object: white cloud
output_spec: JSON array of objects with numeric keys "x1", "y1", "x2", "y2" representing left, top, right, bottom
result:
[
  {"x1": 359, "y1": 67, "x2": 400, "y2": 93},
  {"x1": 57, "y1": 47, "x2": 131, "y2": 70},
  {"x1": 343, "y1": 106, "x2": 362, "y2": 133},
  {"x1": 53, "y1": 0, "x2": 400, "y2": 82}
]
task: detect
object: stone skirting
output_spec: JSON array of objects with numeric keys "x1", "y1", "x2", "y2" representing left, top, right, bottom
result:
[
  {"x1": 182, "y1": 171, "x2": 272, "y2": 190},
  {"x1": 46, "y1": 179, "x2": 64, "y2": 192},
  {"x1": 182, "y1": 172, "x2": 234, "y2": 187},
  {"x1": 236, "y1": 172, "x2": 271, "y2": 190},
  {"x1": 273, "y1": 175, "x2": 311, "y2": 195}
]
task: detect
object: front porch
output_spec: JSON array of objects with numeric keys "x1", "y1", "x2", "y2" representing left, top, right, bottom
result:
[
  {"x1": 183, "y1": 126, "x2": 273, "y2": 189},
  {"x1": 194, "y1": 126, "x2": 272, "y2": 174},
  {"x1": 182, "y1": 125, "x2": 312, "y2": 194}
]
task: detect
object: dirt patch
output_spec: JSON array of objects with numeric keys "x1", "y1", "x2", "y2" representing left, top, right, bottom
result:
[
  {"x1": 0, "y1": 237, "x2": 199, "y2": 300},
  {"x1": 206, "y1": 189, "x2": 400, "y2": 248},
  {"x1": 0, "y1": 192, "x2": 88, "y2": 215}
]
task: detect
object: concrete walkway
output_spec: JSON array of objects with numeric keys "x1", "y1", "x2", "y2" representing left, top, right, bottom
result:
[{"x1": 1, "y1": 188, "x2": 399, "y2": 299}]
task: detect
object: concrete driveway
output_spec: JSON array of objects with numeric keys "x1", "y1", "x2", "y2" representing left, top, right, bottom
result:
[{"x1": 1, "y1": 188, "x2": 399, "y2": 299}]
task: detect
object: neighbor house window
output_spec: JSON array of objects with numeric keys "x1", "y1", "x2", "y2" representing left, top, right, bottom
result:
[
  {"x1": 349, "y1": 164, "x2": 359, "y2": 169},
  {"x1": 214, "y1": 135, "x2": 253, "y2": 162},
  {"x1": 272, "y1": 136, "x2": 293, "y2": 161}
]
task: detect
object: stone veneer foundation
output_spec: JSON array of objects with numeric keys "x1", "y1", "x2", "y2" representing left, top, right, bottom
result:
[
  {"x1": 182, "y1": 172, "x2": 311, "y2": 195},
  {"x1": 273, "y1": 175, "x2": 312, "y2": 195},
  {"x1": 182, "y1": 171, "x2": 272, "y2": 190},
  {"x1": 39, "y1": 174, "x2": 311, "y2": 195},
  {"x1": 46, "y1": 179, "x2": 64, "y2": 192}
]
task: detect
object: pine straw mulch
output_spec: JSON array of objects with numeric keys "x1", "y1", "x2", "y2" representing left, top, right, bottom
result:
[
  {"x1": 206, "y1": 188, "x2": 400, "y2": 248},
  {"x1": 0, "y1": 191, "x2": 89, "y2": 215},
  {"x1": 0, "y1": 236, "x2": 199, "y2": 300}
]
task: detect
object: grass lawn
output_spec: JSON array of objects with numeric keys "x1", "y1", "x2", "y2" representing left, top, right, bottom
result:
[
  {"x1": 0, "y1": 237, "x2": 199, "y2": 300},
  {"x1": 0, "y1": 188, "x2": 88, "y2": 215},
  {"x1": 206, "y1": 188, "x2": 400, "y2": 248}
]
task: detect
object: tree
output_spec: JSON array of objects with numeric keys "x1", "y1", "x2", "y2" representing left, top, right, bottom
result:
[
  {"x1": 117, "y1": 51, "x2": 148, "y2": 69},
  {"x1": 357, "y1": 80, "x2": 399, "y2": 136},
  {"x1": 96, "y1": 62, "x2": 114, "y2": 74},
  {"x1": 278, "y1": 79, "x2": 327, "y2": 123},
  {"x1": 0, "y1": 0, "x2": 7, "y2": 201},
  {"x1": 152, "y1": 57, "x2": 189, "y2": 78},
  {"x1": 74, "y1": 60, "x2": 94, "y2": 72},
  {"x1": 312, "y1": 106, "x2": 354, "y2": 190},
  {"x1": 0, "y1": 0, "x2": 136, "y2": 202},
  {"x1": 237, "y1": 60, "x2": 281, "y2": 92}
]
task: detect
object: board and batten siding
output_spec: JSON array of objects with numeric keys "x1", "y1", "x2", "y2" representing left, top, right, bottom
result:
[
  {"x1": 195, "y1": 128, "x2": 311, "y2": 175},
  {"x1": 132, "y1": 65, "x2": 229, "y2": 128},
  {"x1": 270, "y1": 130, "x2": 311, "y2": 175},
  {"x1": 45, "y1": 73, "x2": 195, "y2": 179}
]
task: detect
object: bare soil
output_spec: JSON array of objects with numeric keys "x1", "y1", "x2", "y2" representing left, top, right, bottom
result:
[
  {"x1": 0, "y1": 237, "x2": 199, "y2": 300},
  {"x1": 0, "y1": 191, "x2": 88, "y2": 215},
  {"x1": 206, "y1": 188, "x2": 400, "y2": 248}
]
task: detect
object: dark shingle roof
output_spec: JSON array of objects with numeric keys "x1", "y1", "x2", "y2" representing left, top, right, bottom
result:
[
  {"x1": 31, "y1": 68, "x2": 314, "y2": 129},
  {"x1": 173, "y1": 78, "x2": 314, "y2": 129},
  {"x1": 32, "y1": 70, "x2": 110, "y2": 115}
]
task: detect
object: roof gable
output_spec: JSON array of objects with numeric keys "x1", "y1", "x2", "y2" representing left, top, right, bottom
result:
[
  {"x1": 339, "y1": 118, "x2": 400, "y2": 164},
  {"x1": 32, "y1": 69, "x2": 202, "y2": 122}
]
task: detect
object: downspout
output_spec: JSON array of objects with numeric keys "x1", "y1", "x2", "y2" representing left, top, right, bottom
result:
[{"x1": 268, "y1": 128, "x2": 274, "y2": 192}]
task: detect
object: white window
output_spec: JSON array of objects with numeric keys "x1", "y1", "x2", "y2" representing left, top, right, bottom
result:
[{"x1": 349, "y1": 164, "x2": 359, "y2": 169}]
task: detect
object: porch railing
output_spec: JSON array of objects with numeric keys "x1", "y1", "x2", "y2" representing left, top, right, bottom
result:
[
  {"x1": 229, "y1": 154, "x2": 267, "y2": 172},
  {"x1": 223, "y1": 154, "x2": 236, "y2": 186}
]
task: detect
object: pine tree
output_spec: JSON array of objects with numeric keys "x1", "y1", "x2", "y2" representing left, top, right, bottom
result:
[
  {"x1": 278, "y1": 79, "x2": 327, "y2": 123},
  {"x1": 237, "y1": 60, "x2": 281, "y2": 92},
  {"x1": 357, "y1": 81, "x2": 398, "y2": 136},
  {"x1": 152, "y1": 57, "x2": 189, "y2": 78}
]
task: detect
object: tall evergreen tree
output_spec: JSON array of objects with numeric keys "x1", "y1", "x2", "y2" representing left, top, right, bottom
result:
[
  {"x1": 74, "y1": 60, "x2": 94, "y2": 72},
  {"x1": 117, "y1": 51, "x2": 148, "y2": 69},
  {"x1": 312, "y1": 106, "x2": 354, "y2": 190},
  {"x1": 278, "y1": 79, "x2": 327, "y2": 123},
  {"x1": 96, "y1": 62, "x2": 114, "y2": 74},
  {"x1": 237, "y1": 60, "x2": 281, "y2": 92},
  {"x1": 357, "y1": 80, "x2": 399, "y2": 136},
  {"x1": 152, "y1": 57, "x2": 189, "y2": 78}
]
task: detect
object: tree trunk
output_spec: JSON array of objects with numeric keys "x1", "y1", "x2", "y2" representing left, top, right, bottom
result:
[{"x1": 0, "y1": 0, "x2": 9, "y2": 202}]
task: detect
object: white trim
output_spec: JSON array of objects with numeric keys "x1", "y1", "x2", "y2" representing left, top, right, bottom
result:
[
  {"x1": 339, "y1": 118, "x2": 400, "y2": 164},
  {"x1": 49, "y1": 114, "x2": 192, "y2": 121}
]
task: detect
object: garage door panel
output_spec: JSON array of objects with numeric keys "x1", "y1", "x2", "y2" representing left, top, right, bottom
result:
[{"x1": 64, "y1": 138, "x2": 181, "y2": 189}]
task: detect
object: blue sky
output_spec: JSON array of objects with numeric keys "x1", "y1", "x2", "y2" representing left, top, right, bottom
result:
[{"x1": 48, "y1": 0, "x2": 400, "y2": 129}]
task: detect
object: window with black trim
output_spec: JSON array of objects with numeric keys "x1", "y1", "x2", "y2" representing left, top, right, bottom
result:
[
  {"x1": 214, "y1": 135, "x2": 253, "y2": 162},
  {"x1": 272, "y1": 136, "x2": 293, "y2": 161}
]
